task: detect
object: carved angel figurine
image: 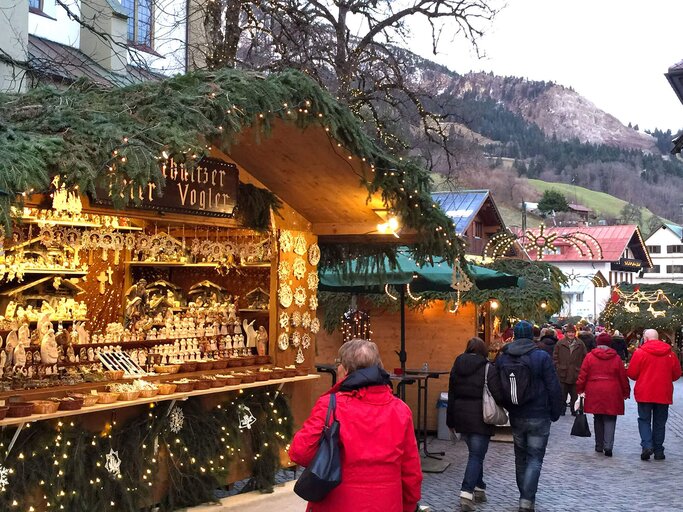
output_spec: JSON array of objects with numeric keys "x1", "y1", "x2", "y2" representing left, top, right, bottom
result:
[
  {"x1": 40, "y1": 329, "x2": 59, "y2": 365},
  {"x1": 243, "y1": 319, "x2": 257, "y2": 348},
  {"x1": 18, "y1": 323, "x2": 30, "y2": 347},
  {"x1": 0, "y1": 351, "x2": 6, "y2": 377},
  {"x1": 13, "y1": 343, "x2": 26, "y2": 368}
]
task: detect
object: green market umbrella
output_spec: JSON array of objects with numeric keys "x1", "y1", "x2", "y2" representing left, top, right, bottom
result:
[{"x1": 319, "y1": 250, "x2": 521, "y2": 374}]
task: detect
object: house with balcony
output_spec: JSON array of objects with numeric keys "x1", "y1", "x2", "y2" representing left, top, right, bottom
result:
[
  {"x1": 520, "y1": 225, "x2": 652, "y2": 322},
  {"x1": 0, "y1": 0, "x2": 187, "y2": 93},
  {"x1": 636, "y1": 223, "x2": 683, "y2": 284},
  {"x1": 431, "y1": 190, "x2": 523, "y2": 259}
]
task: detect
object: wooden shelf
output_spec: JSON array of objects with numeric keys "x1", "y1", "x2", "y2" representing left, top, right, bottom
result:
[
  {"x1": 21, "y1": 269, "x2": 88, "y2": 276},
  {"x1": 19, "y1": 217, "x2": 143, "y2": 231},
  {"x1": 0, "y1": 374, "x2": 320, "y2": 427},
  {"x1": 239, "y1": 309, "x2": 269, "y2": 314},
  {"x1": 126, "y1": 262, "x2": 218, "y2": 268}
]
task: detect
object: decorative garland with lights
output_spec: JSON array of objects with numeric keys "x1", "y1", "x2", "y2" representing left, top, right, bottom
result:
[
  {"x1": 600, "y1": 283, "x2": 683, "y2": 334},
  {"x1": 0, "y1": 389, "x2": 292, "y2": 512},
  {"x1": 0, "y1": 69, "x2": 461, "y2": 264}
]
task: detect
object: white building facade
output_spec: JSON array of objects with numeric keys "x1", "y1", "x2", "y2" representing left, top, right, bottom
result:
[{"x1": 636, "y1": 224, "x2": 683, "y2": 284}]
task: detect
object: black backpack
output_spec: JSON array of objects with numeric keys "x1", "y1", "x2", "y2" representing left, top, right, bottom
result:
[{"x1": 497, "y1": 351, "x2": 535, "y2": 408}]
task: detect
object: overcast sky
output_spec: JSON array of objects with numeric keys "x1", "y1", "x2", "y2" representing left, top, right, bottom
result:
[{"x1": 410, "y1": 0, "x2": 683, "y2": 132}]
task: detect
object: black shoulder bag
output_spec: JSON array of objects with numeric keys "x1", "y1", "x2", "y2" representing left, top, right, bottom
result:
[{"x1": 294, "y1": 393, "x2": 342, "y2": 502}]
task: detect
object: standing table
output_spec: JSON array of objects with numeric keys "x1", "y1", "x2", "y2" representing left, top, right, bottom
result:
[{"x1": 405, "y1": 369, "x2": 450, "y2": 459}]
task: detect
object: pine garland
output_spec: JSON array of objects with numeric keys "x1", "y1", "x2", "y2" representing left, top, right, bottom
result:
[
  {"x1": 0, "y1": 69, "x2": 461, "y2": 263},
  {"x1": 0, "y1": 389, "x2": 293, "y2": 511}
]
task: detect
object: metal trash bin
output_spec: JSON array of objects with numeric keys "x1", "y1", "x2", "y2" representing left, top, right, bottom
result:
[{"x1": 437, "y1": 392, "x2": 450, "y2": 440}]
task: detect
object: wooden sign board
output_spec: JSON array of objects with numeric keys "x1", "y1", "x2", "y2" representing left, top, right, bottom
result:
[{"x1": 93, "y1": 157, "x2": 239, "y2": 218}]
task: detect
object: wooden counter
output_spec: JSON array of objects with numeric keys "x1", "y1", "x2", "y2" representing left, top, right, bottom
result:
[{"x1": 0, "y1": 374, "x2": 319, "y2": 427}]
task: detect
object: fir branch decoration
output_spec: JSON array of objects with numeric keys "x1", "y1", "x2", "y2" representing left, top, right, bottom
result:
[{"x1": 0, "y1": 69, "x2": 461, "y2": 262}]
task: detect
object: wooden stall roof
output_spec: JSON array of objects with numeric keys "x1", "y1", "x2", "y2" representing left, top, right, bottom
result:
[{"x1": 229, "y1": 119, "x2": 393, "y2": 239}]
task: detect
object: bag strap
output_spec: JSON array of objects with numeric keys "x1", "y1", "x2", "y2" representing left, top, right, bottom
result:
[
  {"x1": 484, "y1": 363, "x2": 490, "y2": 385},
  {"x1": 324, "y1": 393, "x2": 336, "y2": 427}
]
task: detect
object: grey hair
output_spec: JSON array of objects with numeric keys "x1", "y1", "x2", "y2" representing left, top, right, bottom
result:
[
  {"x1": 338, "y1": 338, "x2": 383, "y2": 374},
  {"x1": 643, "y1": 329, "x2": 658, "y2": 341}
]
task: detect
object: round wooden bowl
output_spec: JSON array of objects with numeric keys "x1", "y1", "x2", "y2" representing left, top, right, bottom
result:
[
  {"x1": 239, "y1": 373, "x2": 257, "y2": 384},
  {"x1": 139, "y1": 388, "x2": 159, "y2": 399},
  {"x1": 254, "y1": 372, "x2": 271, "y2": 382},
  {"x1": 223, "y1": 376, "x2": 242, "y2": 386},
  {"x1": 295, "y1": 367, "x2": 310, "y2": 377},
  {"x1": 58, "y1": 397, "x2": 84, "y2": 411},
  {"x1": 154, "y1": 365, "x2": 180, "y2": 375},
  {"x1": 270, "y1": 370, "x2": 286, "y2": 380},
  {"x1": 7, "y1": 402, "x2": 35, "y2": 417},
  {"x1": 255, "y1": 355, "x2": 271, "y2": 365},
  {"x1": 157, "y1": 383, "x2": 177, "y2": 395},
  {"x1": 242, "y1": 356, "x2": 257, "y2": 366},
  {"x1": 96, "y1": 392, "x2": 120, "y2": 404},
  {"x1": 0, "y1": 406, "x2": 9, "y2": 420},
  {"x1": 173, "y1": 382, "x2": 195, "y2": 393},
  {"x1": 180, "y1": 362, "x2": 197, "y2": 373},
  {"x1": 196, "y1": 361, "x2": 215, "y2": 371},
  {"x1": 227, "y1": 359, "x2": 243, "y2": 368},
  {"x1": 282, "y1": 369, "x2": 297, "y2": 378},
  {"x1": 192, "y1": 380, "x2": 212, "y2": 390},
  {"x1": 31, "y1": 400, "x2": 60, "y2": 414},
  {"x1": 117, "y1": 391, "x2": 141, "y2": 401},
  {"x1": 212, "y1": 359, "x2": 228, "y2": 370}
]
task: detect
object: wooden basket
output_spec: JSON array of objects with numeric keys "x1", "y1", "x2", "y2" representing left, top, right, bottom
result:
[
  {"x1": 154, "y1": 365, "x2": 180, "y2": 375},
  {"x1": 270, "y1": 370, "x2": 286, "y2": 380},
  {"x1": 282, "y1": 369, "x2": 297, "y2": 378},
  {"x1": 157, "y1": 383, "x2": 177, "y2": 395},
  {"x1": 210, "y1": 378, "x2": 227, "y2": 388},
  {"x1": 227, "y1": 359, "x2": 243, "y2": 368},
  {"x1": 106, "y1": 370, "x2": 125, "y2": 381},
  {"x1": 196, "y1": 361, "x2": 215, "y2": 371},
  {"x1": 255, "y1": 355, "x2": 271, "y2": 365},
  {"x1": 212, "y1": 359, "x2": 228, "y2": 370},
  {"x1": 82, "y1": 395, "x2": 100, "y2": 407},
  {"x1": 180, "y1": 362, "x2": 197, "y2": 373},
  {"x1": 173, "y1": 382, "x2": 195, "y2": 393},
  {"x1": 0, "y1": 406, "x2": 8, "y2": 420},
  {"x1": 97, "y1": 392, "x2": 120, "y2": 404},
  {"x1": 139, "y1": 388, "x2": 159, "y2": 398},
  {"x1": 31, "y1": 400, "x2": 60, "y2": 414},
  {"x1": 7, "y1": 402, "x2": 35, "y2": 417},
  {"x1": 58, "y1": 397, "x2": 84, "y2": 411},
  {"x1": 224, "y1": 376, "x2": 242, "y2": 386},
  {"x1": 254, "y1": 372, "x2": 271, "y2": 382},
  {"x1": 242, "y1": 356, "x2": 257, "y2": 366},
  {"x1": 117, "y1": 391, "x2": 141, "y2": 401},
  {"x1": 193, "y1": 380, "x2": 212, "y2": 390},
  {"x1": 238, "y1": 373, "x2": 256, "y2": 384},
  {"x1": 295, "y1": 367, "x2": 310, "y2": 377}
]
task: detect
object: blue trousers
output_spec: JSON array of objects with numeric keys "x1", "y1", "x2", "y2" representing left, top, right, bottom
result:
[
  {"x1": 461, "y1": 433, "x2": 490, "y2": 493},
  {"x1": 510, "y1": 417, "x2": 551, "y2": 507},
  {"x1": 637, "y1": 402, "x2": 669, "y2": 455}
]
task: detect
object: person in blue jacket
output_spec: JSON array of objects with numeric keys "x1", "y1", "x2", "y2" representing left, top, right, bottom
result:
[{"x1": 493, "y1": 320, "x2": 564, "y2": 512}]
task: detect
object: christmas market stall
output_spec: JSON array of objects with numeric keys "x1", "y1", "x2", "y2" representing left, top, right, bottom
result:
[{"x1": 0, "y1": 69, "x2": 461, "y2": 510}]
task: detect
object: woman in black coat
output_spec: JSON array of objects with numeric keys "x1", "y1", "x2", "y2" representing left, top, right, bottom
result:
[
  {"x1": 537, "y1": 327, "x2": 559, "y2": 356},
  {"x1": 447, "y1": 337, "x2": 493, "y2": 512}
]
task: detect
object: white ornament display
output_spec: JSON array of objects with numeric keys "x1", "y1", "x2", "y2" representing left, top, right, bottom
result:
[
  {"x1": 277, "y1": 260, "x2": 290, "y2": 282},
  {"x1": 291, "y1": 311, "x2": 301, "y2": 327},
  {"x1": 302, "y1": 311, "x2": 312, "y2": 329},
  {"x1": 302, "y1": 333, "x2": 312, "y2": 349},
  {"x1": 294, "y1": 286, "x2": 307, "y2": 307},
  {"x1": 309, "y1": 295, "x2": 319, "y2": 311},
  {"x1": 105, "y1": 449, "x2": 122, "y2": 479},
  {"x1": 279, "y1": 312, "x2": 290, "y2": 329},
  {"x1": 238, "y1": 405, "x2": 257, "y2": 430},
  {"x1": 293, "y1": 233, "x2": 308, "y2": 255},
  {"x1": 307, "y1": 272, "x2": 319, "y2": 291},
  {"x1": 279, "y1": 231, "x2": 293, "y2": 253},
  {"x1": 308, "y1": 243, "x2": 321, "y2": 266},
  {"x1": 310, "y1": 317, "x2": 321, "y2": 334},
  {"x1": 278, "y1": 284, "x2": 293, "y2": 308},
  {"x1": 295, "y1": 346, "x2": 305, "y2": 364},
  {"x1": 278, "y1": 332, "x2": 290, "y2": 351},
  {"x1": 169, "y1": 406, "x2": 185, "y2": 434},
  {"x1": 291, "y1": 331, "x2": 301, "y2": 347},
  {"x1": 293, "y1": 257, "x2": 306, "y2": 280}
]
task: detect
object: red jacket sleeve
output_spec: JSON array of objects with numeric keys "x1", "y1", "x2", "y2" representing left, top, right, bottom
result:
[
  {"x1": 575, "y1": 355, "x2": 590, "y2": 394},
  {"x1": 400, "y1": 410, "x2": 422, "y2": 512},
  {"x1": 671, "y1": 352, "x2": 682, "y2": 382},
  {"x1": 617, "y1": 360, "x2": 630, "y2": 399},
  {"x1": 288, "y1": 394, "x2": 331, "y2": 467}
]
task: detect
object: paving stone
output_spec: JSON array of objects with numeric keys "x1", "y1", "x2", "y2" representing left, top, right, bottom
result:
[{"x1": 420, "y1": 381, "x2": 683, "y2": 512}]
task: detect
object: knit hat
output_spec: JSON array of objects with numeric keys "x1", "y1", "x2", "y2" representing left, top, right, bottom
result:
[
  {"x1": 565, "y1": 324, "x2": 577, "y2": 333},
  {"x1": 514, "y1": 320, "x2": 534, "y2": 340},
  {"x1": 596, "y1": 332, "x2": 613, "y2": 346}
]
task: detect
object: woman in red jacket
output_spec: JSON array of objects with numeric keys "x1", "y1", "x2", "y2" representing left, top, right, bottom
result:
[
  {"x1": 576, "y1": 332, "x2": 630, "y2": 457},
  {"x1": 289, "y1": 339, "x2": 422, "y2": 512}
]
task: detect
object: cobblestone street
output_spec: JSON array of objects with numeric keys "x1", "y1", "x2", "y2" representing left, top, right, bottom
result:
[{"x1": 421, "y1": 381, "x2": 683, "y2": 512}]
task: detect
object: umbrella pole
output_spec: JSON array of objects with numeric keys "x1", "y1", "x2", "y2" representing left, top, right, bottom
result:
[{"x1": 400, "y1": 285, "x2": 407, "y2": 399}]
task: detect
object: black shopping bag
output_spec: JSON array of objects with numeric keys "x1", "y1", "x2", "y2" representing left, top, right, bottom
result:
[
  {"x1": 570, "y1": 396, "x2": 591, "y2": 437},
  {"x1": 294, "y1": 393, "x2": 342, "y2": 502}
]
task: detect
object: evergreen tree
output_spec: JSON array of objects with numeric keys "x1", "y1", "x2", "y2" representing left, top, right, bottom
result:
[{"x1": 538, "y1": 190, "x2": 569, "y2": 215}]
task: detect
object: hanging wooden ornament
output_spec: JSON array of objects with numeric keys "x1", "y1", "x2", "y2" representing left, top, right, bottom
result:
[
  {"x1": 279, "y1": 231, "x2": 293, "y2": 253},
  {"x1": 295, "y1": 346, "x2": 305, "y2": 364},
  {"x1": 293, "y1": 233, "x2": 307, "y2": 255},
  {"x1": 451, "y1": 260, "x2": 473, "y2": 292}
]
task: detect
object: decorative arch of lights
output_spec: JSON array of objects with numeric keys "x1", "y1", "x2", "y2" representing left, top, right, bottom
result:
[{"x1": 484, "y1": 224, "x2": 603, "y2": 262}]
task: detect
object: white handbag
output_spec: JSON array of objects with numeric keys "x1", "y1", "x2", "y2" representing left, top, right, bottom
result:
[{"x1": 483, "y1": 363, "x2": 509, "y2": 425}]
